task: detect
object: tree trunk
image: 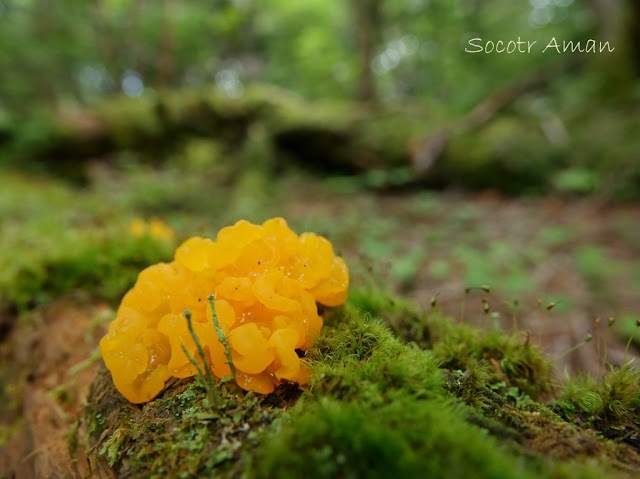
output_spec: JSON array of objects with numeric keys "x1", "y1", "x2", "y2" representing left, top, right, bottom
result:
[
  {"x1": 156, "y1": 0, "x2": 176, "y2": 88},
  {"x1": 628, "y1": 0, "x2": 640, "y2": 75},
  {"x1": 93, "y1": 0, "x2": 121, "y2": 91},
  {"x1": 587, "y1": 0, "x2": 639, "y2": 87},
  {"x1": 589, "y1": 0, "x2": 623, "y2": 40},
  {"x1": 351, "y1": 0, "x2": 382, "y2": 102}
]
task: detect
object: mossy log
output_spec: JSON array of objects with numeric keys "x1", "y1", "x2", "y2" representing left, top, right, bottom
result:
[
  {"x1": 79, "y1": 298, "x2": 640, "y2": 478},
  {"x1": 4, "y1": 74, "x2": 638, "y2": 196},
  {"x1": 2, "y1": 83, "x2": 557, "y2": 192},
  {"x1": 5, "y1": 85, "x2": 425, "y2": 175}
]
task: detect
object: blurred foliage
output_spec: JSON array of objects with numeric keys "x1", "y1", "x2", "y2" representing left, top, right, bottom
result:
[
  {"x1": 0, "y1": 172, "x2": 177, "y2": 311},
  {"x1": 1, "y1": 0, "x2": 639, "y2": 198},
  {"x1": 1, "y1": 2, "x2": 640, "y2": 313},
  {"x1": 0, "y1": 0, "x2": 600, "y2": 114}
]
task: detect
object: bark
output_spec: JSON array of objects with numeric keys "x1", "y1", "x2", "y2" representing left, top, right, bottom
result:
[
  {"x1": 351, "y1": 0, "x2": 383, "y2": 102},
  {"x1": 628, "y1": 0, "x2": 640, "y2": 75},
  {"x1": 156, "y1": 0, "x2": 177, "y2": 87},
  {"x1": 589, "y1": 0, "x2": 624, "y2": 41},
  {"x1": 587, "y1": 0, "x2": 638, "y2": 85},
  {"x1": 412, "y1": 58, "x2": 583, "y2": 178},
  {"x1": 93, "y1": 0, "x2": 121, "y2": 89}
]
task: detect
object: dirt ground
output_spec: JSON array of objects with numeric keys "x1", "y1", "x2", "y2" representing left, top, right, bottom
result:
[
  {"x1": 1, "y1": 191, "x2": 639, "y2": 478},
  {"x1": 0, "y1": 298, "x2": 107, "y2": 479},
  {"x1": 283, "y1": 189, "x2": 640, "y2": 375}
]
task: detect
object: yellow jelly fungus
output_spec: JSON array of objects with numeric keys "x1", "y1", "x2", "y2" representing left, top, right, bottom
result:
[
  {"x1": 129, "y1": 218, "x2": 146, "y2": 237},
  {"x1": 129, "y1": 218, "x2": 176, "y2": 242},
  {"x1": 100, "y1": 217, "x2": 349, "y2": 403}
]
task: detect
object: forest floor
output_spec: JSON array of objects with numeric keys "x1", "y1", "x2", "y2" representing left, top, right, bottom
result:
[
  {"x1": 285, "y1": 188, "x2": 640, "y2": 376},
  {"x1": 1, "y1": 166, "x2": 640, "y2": 477}
]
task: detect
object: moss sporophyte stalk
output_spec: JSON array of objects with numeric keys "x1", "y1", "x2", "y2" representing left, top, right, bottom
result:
[{"x1": 100, "y1": 218, "x2": 350, "y2": 403}]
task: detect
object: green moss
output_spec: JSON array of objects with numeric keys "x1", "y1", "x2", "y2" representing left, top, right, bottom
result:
[
  {"x1": 556, "y1": 363, "x2": 640, "y2": 432},
  {"x1": 250, "y1": 308, "x2": 535, "y2": 479},
  {"x1": 249, "y1": 303, "x2": 631, "y2": 479},
  {"x1": 84, "y1": 293, "x2": 639, "y2": 478},
  {"x1": 347, "y1": 287, "x2": 551, "y2": 397},
  {"x1": 346, "y1": 286, "x2": 431, "y2": 348},
  {"x1": 2, "y1": 233, "x2": 174, "y2": 311},
  {"x1": 431, "y1": 322, "x2": 551, "y2": 397},
  {"x1": 85, "y1": 367, "x2": 300, "y2": 478},
  {"x1": 0, "y1": 173, "x2": 176, "y2": 312},
  {"x1": 95, "y1": 94, "x2": 164, "y2": 148},
  {"x1": 307, "y1": 305, "x2": 442, "y2": 404},
  {"x1": 251, "y1": 396, "x2": 538, "y2": 479}
]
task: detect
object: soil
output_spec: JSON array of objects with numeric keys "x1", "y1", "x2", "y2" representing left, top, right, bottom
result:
[
  {"x1": 283, "y1": 188, "x2": 640, "y2": 376},
  {"x1": 0, "y1": 297, "x2": 108, "y2": 479}
]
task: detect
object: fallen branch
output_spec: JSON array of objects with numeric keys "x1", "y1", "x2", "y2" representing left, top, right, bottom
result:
[{"x1": 412, "y1": 58, "x2": 584, "y2": 178}]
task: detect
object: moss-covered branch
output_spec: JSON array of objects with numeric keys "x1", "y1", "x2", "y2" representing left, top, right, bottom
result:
[{"x1": 82, "y1": 293, "x2": 640, "y2": 478}]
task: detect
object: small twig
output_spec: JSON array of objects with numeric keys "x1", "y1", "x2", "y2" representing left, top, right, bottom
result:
[
  {"x1": 510, "y1": 300, "x2": 520, "y2": 334},
  {"x1": 482, "y1": 298, "x2": 490, "y2": 330},
  {"x1": 430, "y1": 293, "x2": 439, "y2": 312},
  {"x1": 68, "y1": 348, "x2": 103, "y2": 375},
  {"x1": 460, "y1": 285, "x2": 490, "y2": 324},
  {"x1": 460, "y1": 288, "x2": 469, "y2": 322},
  {"x1": 182, "y1": 309, "x2": 220, "y2": 407},
  {"x1": 624, "y1": 320, "x2": 640, "y2": 362},
  {"x1": 538, "y1": 299, "x2": 561, "y2": 345},
  {"x1": 602, "y1": 317, "x2": 615, "y2": 374},
  {"x1": 489, "y1": 358, "x2": 508, "y2": 384},
  {"x1": 184, "y1": 310, "x2": 215, "y2": 384},
  {"x1": 595, "y1": 317, "x2": 602, "y2": 375},
  {"x1": 553, "y1": 333, "x2": 593, "y2": 362},
  {"x1": 181, "y1": 344, "x2": 205, "y2": 383},
  {"x1": 208, "y1": 294, "x2": 236, "y2": 381}
]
